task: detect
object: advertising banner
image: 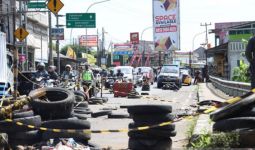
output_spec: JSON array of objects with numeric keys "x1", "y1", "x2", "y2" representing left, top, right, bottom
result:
[
  {"x1": 79, "y1": 35, "x2": 98, "y2": 47},
  {"x1": 153, "y1": 0, "x2": 180, "y2": 51}
]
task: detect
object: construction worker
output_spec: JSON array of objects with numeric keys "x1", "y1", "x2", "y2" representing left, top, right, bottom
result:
[{"x1": 82, "y1": 64, "x2": 95, "y2": 98}]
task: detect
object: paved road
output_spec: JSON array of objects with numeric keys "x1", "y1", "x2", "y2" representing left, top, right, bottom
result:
[{"x1": 88, "y1": 83, "x2": 197, "y2": 149}]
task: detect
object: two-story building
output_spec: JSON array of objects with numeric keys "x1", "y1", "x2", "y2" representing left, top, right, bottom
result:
[{"x1": 207, "y1": 21, "x2": 255, "y2": 80}]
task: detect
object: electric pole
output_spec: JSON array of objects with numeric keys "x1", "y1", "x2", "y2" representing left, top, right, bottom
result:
[
  {"x1": 56, "y1": 14, "x2": 60, "y2": 74},
  {"x1": 200, "y1": 22, "x2": 211, "y2": 65},
  {"x1": 48, "y1": 11, "x2": 53, "y2": 66}
]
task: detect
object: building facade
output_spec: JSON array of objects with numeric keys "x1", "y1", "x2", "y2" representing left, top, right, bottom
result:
[{"x1": 0, "y1": 0, "x2": 49, "y2": 70}]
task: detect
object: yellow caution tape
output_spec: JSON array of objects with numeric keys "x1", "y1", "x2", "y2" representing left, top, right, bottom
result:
[{"x1": 3, "y1": 118, "x2": 179, "y2": 134}]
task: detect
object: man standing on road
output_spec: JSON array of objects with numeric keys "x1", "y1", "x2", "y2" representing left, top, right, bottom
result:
[{"x1": 245, "y1": 30, "x2": 255, "y2": 89}]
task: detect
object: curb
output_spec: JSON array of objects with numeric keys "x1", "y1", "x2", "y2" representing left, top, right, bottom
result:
[{"x1": 190, "y1": 85, "x2": 212, "y2": 142}]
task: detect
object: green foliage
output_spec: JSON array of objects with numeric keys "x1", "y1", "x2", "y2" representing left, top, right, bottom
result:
[
  {"x1": 232, "y1": 60, "x2": 250, "y2": 83},
  {"x1": 190, "y1": 132, "x2": 240, "y2": 148}
]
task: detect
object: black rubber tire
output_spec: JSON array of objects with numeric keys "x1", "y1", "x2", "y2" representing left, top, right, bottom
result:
[
  {"x1": 75, "y1": 95, "x2": 85, "y2": 103},
  {"x1": 8, "y1": 130, "x2": 42, "y2": 141},
  {"x1": 0, "y1": 115, "x2": 41, "y2": 133},
  {"x1": 197, "y1": 100, "x2": 223, "y2": 106},
  {"x1": 74, "y1": 102, "x2": 89, "y2": 108},
  {"x1": 41, "y1": 119, "x2": 91, "y2": 140},
  {"x1": 213, "y1": 117, "x2": 255, "y2": 132},
  {"x1": 73, "y1": 109, "x2": 93, "y2": 115},
  {"x1": 236, "y1": 106, "x2": 255, "y2": 117},
  {"x1": 73, "y1": 91, "x2": 87, "y2": 102},
  {"x1": 29, "y1": 87, "x2": 75, "y2": 120},
  {"x1": 91, "y1": 110, "x2": 112, "y2": 118},
  {"x1": 131, "y1": 113, "x2": 174, "y2": 123},
  {"x1": 88, "y1": 99, "x2": 104, "y2": 105},
  {"x1": 210, "y1": 93, "x2": 255, "y2": 121},
  {"x1": 128, "y1": 129, "x2": 177, "y2": 139},
  {"x1": 127, "y1": 105, "x2": 172, "y2": 115},
  {"x1": 128, "y1": 138, "x2": 172, "y2": 150},
  {"x1": 13, "y1": 110, "x2": 34, "y2": 119},
  {"x1": 108, "y1": 113, "x2": 130, "y2": 119},
  {"x1": 102, "y1": 97, "x2": 109, "y2": 103},
  {"x1": 71, "y1": 112, "x2": 88, "y2": 120},
  {"x1": 129, "y1": 122, "x2": 175, "y2": 131}
]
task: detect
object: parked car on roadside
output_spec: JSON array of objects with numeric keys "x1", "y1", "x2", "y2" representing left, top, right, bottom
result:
[{"x1": 157, "y1": 65, "x2": 182, "y2": 89}]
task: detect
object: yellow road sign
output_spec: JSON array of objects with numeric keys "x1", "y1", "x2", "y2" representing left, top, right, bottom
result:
[
  {"x1": 47, "y1": 0, "x2": 64, "y2": 14},
  {"x1": 14, "y1": 27, "x2": 29, "y2": 41}
]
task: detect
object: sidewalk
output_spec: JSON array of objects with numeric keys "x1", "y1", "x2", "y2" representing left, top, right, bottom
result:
[
  {"x1": 191, "y1": 82, "x2": 230, "y2": 141},
  {"x1": 198, "y1": 83, "x2": 229, "y2": 103}
]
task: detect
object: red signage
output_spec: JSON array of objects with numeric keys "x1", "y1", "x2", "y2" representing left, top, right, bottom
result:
[
  {"x1": 79, "y1": 35, "x2": 98, "y2": 47},
  {"x1": 130, "y1": 32, "x2": 139, "y2": 44}
]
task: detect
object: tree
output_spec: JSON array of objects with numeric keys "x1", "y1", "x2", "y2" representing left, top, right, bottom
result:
[{"x1": 232, "y1": 60, "x2": 250, "y2": 83}]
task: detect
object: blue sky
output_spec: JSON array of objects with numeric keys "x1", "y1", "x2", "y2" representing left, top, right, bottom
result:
[{"x1": 57, "y1": 0, "x2": 255, "y2": 51}]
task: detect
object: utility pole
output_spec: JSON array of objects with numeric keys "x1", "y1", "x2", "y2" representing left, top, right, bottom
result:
[
  {"x1": 24, "y1": 1, "x2": 28, "y2": 70},
  {"x1": 101, "y1": 27, "x2": 105, "y2": 67},
  {"x1": 19, "y1": 0, "x2": 24, "y2": 70},
  {"x1": 12, "y1": 1, "x2": 18, "y2": 100},
  {"x1": 200, "y1": 22, "x2": 211, "y2": 65},
  {"x1": 56, "y1": 14, "x2": 60, "y2": 74},
  {"x1": 48, "y1": 11, "x2": 53, "y2": 66}
]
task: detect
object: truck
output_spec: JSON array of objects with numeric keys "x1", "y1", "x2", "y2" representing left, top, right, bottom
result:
[{"x1": 0, "y1": 31, "x2": 14, "y2": 97}]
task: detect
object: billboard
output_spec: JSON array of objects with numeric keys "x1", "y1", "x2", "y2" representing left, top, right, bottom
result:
[
  {"x1": 114, "y1": 43, "x2": 133, "y2": 51},
  {"x1": 130, "y1": 32, "x2": 139, "y2": 44},
  {"x1": 153, "y1": 0, "x2": 180, "y2": 51},
  {"x1": 79, "y1": 35, "x2": 98, "y2": 47}
]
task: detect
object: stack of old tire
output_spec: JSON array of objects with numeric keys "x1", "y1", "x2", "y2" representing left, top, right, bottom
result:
[
  {"x1": 127, "y1": 105, "x2": 176, "y2": 150},
  {"x1": 210, "y1": 92, "x2": 255, "y2": 147},
  {"x1": 73, "y1": 90, "x2": 93, "y2": 119},
  {"x1": 0, "y1": 87, "x2": 92, "y2": 148}
]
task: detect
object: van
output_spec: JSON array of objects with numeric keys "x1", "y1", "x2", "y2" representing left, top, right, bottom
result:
[{"x1": 0, "y1": 32, "x2": 13, "y2": 97}]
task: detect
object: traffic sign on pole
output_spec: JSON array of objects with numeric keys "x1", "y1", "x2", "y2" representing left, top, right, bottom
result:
[
  {"x1": 14, "y1": 27, "x2": 29, "y2": 41},
  {"x1": 66, "y1": 13, "x2": 96, "y2": 28},
  {"x1": 47, "y1": 0, "x2": 64, "y2": 14},
  {"x1": 51, "y1": 28, "x2": 64, "y2": 40},
  {"x1": 27, "y1": 2, "x2": 46, "y2": 8}
]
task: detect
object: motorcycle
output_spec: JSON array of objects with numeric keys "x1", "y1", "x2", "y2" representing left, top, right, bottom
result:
[
  {"x1": 33, "y1": 77, "x2": 57, "y2": 89},
  {"x1": 105, "y1": 77, "x2": 116, "y2": 93},
  {"x1": 135, "y1": 74, "x2": 143, "y2": 87}
]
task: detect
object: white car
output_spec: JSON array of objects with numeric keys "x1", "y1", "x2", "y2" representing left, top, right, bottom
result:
[{"x1": 113, "y1": 66, "x2": 135, "y2": 84}]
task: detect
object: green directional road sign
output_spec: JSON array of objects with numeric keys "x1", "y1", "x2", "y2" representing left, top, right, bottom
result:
[
  {"x1": 27, "y1": 2, "x2": 46, "y2": 9},
  {"x1": 66, "y1": 13, "x2": 96, "y2": 28}
]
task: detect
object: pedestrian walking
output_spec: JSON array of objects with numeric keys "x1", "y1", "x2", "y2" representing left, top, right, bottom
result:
[{"x1": 245, "y1": 30, "x2": 255, "y2": 89}]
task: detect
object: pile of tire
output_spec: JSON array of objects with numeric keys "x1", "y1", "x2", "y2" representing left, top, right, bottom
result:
[
  {"x1": 210, "y1": 93, "x2": 255, "y2": 147},
  {"x1": 73, "y1": 90, "x2": 93, "y2": 119},
  {"x1": 88, "y1": 97, "x2": 108, "y2": 105},
  {"x1": 0, "y1": 88, "x2": 92, "y2": 148},
  {"x1": 127, "y1": 105, "x2": 176, "y2": 150}
]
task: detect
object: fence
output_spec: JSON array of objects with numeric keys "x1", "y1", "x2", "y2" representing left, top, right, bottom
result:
[{"x1": 209, "y1": 75, "x2": 251, "y2": 97}]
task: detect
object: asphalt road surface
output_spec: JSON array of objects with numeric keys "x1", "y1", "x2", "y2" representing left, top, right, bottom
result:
[{"x1": 88, "y1": 83, "x2": 197, "y2": 149}]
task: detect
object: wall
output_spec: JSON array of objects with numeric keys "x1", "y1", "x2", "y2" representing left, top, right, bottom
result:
[{"x1": 228, "y1": 42, "x2": 248, "y2": 80}]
